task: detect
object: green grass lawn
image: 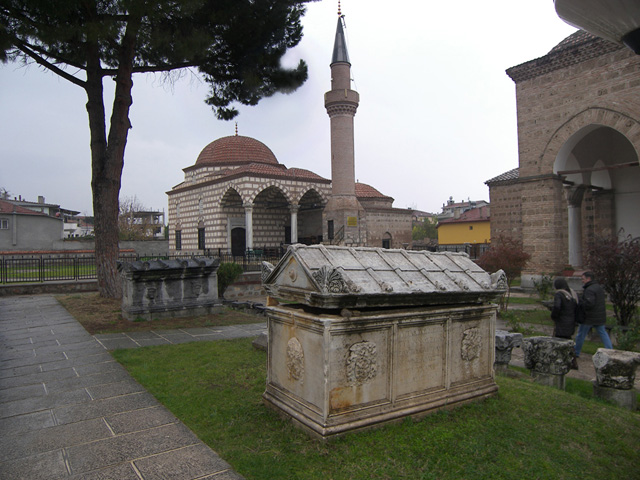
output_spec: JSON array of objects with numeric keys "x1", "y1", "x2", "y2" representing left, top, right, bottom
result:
[{"x1": 113, "y1": 338, "x2": 640, "y2": 480}]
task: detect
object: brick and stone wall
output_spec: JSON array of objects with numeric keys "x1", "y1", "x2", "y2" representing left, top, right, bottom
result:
[
  {"x1": 365, "y1": 208, "x2": 413, "y2": 248},
  {"x1": 489, "y1": 33, "x2": 640, "y2": 282}
]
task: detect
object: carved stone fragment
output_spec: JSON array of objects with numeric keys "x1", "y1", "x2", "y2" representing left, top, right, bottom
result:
[
  {"x1": 312, "y1": 266, "x2": 351, "y2": 293},
  {"x1": 592, "y1": 349, "x2": 640, "y2": 390},
  {"x1": 494, "y1": 330, "x2": 523, "y2": 367},
  {"x1": 523, "y1": 336, "x2": 575, "y2": 375}
]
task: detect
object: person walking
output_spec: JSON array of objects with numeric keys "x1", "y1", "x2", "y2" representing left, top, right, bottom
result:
[
  {"x1": 574, "y1": 271, "x2": 613, "y2": 369},
  {"x1": 550, "y1": 277, "x2": 578, "y2": 340}
]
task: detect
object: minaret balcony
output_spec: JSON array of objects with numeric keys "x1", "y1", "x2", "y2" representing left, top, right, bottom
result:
[{"x1": 324, "y1": 89, "x2": 359, "y2": 109}]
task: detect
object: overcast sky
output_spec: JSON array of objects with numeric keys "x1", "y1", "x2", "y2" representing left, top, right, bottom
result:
[{"x1": 0, "y1": 0, "x2": 577, "y2": 216}]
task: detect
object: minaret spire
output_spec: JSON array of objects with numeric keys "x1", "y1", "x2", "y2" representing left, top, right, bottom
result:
[
  {"x1": 331, "y1": 4, "x2": 350, "y2": 66},
  {"x1": 323, "y1": 2, "x2": 364, "y2": 245}
]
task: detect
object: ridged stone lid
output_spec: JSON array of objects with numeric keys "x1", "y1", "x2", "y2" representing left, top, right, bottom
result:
[{"x1": 262, "y1": 244, "x2": 507, "y2": 309}]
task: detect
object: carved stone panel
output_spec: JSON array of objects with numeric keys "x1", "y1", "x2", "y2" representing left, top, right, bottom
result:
[
  {"x1": 346, "y1": 341, "x2": 378, "y2": 386},
  {"x1": 395, "y1": 321, "x2": 447, "y2": 397},
  {"x1": 328, "y1": 329, "x2": 391, "y2": 413},
  {"x1": 448, "y1": 314, "x2": 493, "y2": 387},
  {"x1": 286, "y1": 337, "x2": 305, "y2": 384}
]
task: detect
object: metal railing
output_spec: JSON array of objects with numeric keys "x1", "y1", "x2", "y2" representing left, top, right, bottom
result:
[{"x1": 0, "y1": 249, "x2": 286, "y2": 284}]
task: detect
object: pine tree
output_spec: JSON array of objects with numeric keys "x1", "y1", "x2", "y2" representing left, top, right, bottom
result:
[{"x1": 1, "y1": 0, "x2": 311, "y2": 297}]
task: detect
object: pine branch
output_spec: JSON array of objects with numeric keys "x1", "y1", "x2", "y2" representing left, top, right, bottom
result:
[{"x1": 14, "y1": 40, "x2": 86, "y2": 88}]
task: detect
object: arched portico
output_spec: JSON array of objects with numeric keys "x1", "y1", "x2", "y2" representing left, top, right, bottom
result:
[
  {"x1": 553, "y1": 122, "x2": 640, "y2": 267},
  {"x1": 251, "y1": 186, "x2": 292, "y2": 248},
  {"x1": 297, "y1": 188, "x2": 326, "y2": 244}
]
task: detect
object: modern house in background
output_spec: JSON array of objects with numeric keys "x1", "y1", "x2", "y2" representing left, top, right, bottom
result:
[
  {"x1": 437, "y1": 205, "x2": 490, "y2": 259},
  {"x1": 0, "y1": 198, "x2": 64, "y2": 251}
]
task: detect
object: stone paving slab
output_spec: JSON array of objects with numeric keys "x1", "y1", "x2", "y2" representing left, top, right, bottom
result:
[{"x1": 0, "y1": 294, "x2": 248, "y2": 479}]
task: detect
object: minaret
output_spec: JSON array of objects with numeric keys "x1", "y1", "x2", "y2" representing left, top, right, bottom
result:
[{"x1": 323, "y1": 4, "x2": 365, "y2": 245}]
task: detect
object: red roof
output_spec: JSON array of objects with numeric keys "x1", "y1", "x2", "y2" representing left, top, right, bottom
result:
[
  {"x1": 217, "y1": 163, "x2": 330, "y2": 182},
  {"x1": 438, "y1": 206, "x2": 490, "y2": 225},
  {"x1": 355, "y1": 182, "x2": 393, "y2": 200},
  {"x1": 0, "y1": 199, "x2": 47, "y2": 216},
  {"x1": 195, "y1": 135, "x2": 279, "y2": 166}
]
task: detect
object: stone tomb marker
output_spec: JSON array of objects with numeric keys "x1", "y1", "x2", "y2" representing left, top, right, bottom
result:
[
  {"x1": 522, "y1": 336, "x2": 575, "y2": 389},
  {"x1": 494, "y1": 330, "x2": 523, "y2": 372},
  {"x1": 261, "y1": 244, "x2": 506, "y2": 439},
  {"x1": 592, "y1": 348, "x2": 640, "y2": 410},
  {"x1": 119, "y1": 258, "x2": 222, "y2": 321}
]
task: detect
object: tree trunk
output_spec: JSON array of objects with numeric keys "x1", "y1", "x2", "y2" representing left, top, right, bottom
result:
[{"x1": 85, "y1": 15, "x2": 140, "y2": 298}]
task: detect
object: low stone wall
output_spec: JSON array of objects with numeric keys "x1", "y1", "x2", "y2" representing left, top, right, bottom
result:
[{"x1": 0, "y1": 280, "x2": 98, "y2": 296}]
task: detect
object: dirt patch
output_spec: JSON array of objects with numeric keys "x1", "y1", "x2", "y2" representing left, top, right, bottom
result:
[{"x1": 56, "y1": 292, "x2": 264, "y2": 335}]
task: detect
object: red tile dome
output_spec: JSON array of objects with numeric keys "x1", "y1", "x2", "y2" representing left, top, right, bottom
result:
[{"x1": 195, "y1": 135, "x2": 279, "y2": 166}]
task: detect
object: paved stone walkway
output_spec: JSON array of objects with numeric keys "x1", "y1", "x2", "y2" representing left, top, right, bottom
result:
[{"x1": 0, "y1": 294, "x2": 259, "y2": 480}]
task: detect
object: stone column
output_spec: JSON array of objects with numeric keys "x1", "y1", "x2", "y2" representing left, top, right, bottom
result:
[
  {"x1": 494, "y1": 330, "x2": 523, "y2": 372},
  {"x1": 566, "y1": 186, "x2": 586, "y2": 268},
  {"x1": 290, "y1": 204, "x2": 299, "y2": 244},
  {"x1": 592, "y1": 348, "x2": 640, "y2": 410},
  {"x1": 522, "y1": 336, "x2": 575, "y2": 389},
  {"x1": 244, "y1": 203, "x2": 254, "y2": 251}
]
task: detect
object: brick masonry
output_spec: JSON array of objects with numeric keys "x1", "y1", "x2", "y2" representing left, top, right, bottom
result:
[{"x1": 488, "y1": 32, "x2": 640, "y2": 279}]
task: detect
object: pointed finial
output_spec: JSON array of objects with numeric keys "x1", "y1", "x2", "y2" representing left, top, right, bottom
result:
[
  {"x1": 235, "y1": 122, "x2": 238, "y2": 136},
  {"x1": 337, "y1": 0, "x2": 342, "y2": 17}
]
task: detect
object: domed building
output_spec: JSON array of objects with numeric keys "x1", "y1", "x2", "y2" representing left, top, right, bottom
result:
[
  {"x1": 166, "y1": 10, "x2": 412, "y2": 255},
  {"x1": 487, "y1": 30, "x2": 640, "y2": 288},
  {"x1": 167, "y1": 134, "x2": 330, "y2": 255}
]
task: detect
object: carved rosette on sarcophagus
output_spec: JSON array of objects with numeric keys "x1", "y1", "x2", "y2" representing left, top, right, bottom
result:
[{"x1": 261, "y1": 244, "x2": 506, "y2": 439}]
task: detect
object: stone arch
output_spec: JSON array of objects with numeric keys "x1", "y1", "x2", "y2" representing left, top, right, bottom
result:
[
  {"x1": 220, "y1": 187, "x2": 247, "y2": 255},
  {"x1": 382, "y1": 232, "x2": 392, "y2": 249},
  {"x1": 541, "y1": 107, "x2": 640, "y2": 174},
  {"x1": 296, "y1": 188, "x2": 327, "y2": 245},
  {"x1": 294, "y1": 185, "x2": 328, "y2": 206},
  {"x1": 220, "y1": 187, "x2": 245, "y2": 209},
  {"x1": 545, "y1": 109, "x2": 640, "y2": 263},
  {"x1": 251, "y1": 185, "x2": 292, "y2": 247},
  {"x1": 247, "y1": 181, "x2": 293, "y2": 205}
]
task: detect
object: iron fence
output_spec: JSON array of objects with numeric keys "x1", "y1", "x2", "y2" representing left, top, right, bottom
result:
[
  {"x1": 0, "y1": 244, "x2": 489, "y2": 285},
  {"x1": 0, "y1": 249, "x2": 285, "y2": 285}
]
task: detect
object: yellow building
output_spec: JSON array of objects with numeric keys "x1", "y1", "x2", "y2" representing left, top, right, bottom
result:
[{"x1": 437, "y1": 206, "x2": 490, "y2": 258}]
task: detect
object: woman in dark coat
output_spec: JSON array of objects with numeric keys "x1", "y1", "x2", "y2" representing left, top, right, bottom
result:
[{"x1": 551, "y1": 277, "x2": 578, "y2": 339}]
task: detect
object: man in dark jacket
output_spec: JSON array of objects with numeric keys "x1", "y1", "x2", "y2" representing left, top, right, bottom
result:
[{"x1": 575, "y1": 271, "x2": 613, "y2": 364}]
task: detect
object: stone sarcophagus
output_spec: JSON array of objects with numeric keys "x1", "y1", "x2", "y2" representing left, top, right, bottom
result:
[
  {"x1": 261, "y1": 244, "x2": 506, "y2": 438},
  {"x1": 119, "y1": 258, "x2": 221, "y2": 321}
]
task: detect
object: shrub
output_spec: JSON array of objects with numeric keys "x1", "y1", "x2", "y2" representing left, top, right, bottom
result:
[
  {"x1": 217, "y1": 262, "x2": 244, "y2": 298},
  {"x1": 476, "y1": 235, "x2": 531, "y2": 311},
  {"x1": 533, "y1": 273, "x2": 554, "y2": 301},
  {"x1": 586, "y1": 231, "x2": 640, "y2": 327},
  {"x1": 614, "y1": 323, "x2": 640, "y2": 352}
]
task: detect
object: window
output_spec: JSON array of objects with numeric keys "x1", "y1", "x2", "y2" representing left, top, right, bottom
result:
[
  {"x1": 0, "y1": 219, "x2": 8, "y2": 229},
  {"x1": 175, "y1": 231, "x2": 182, "y2": 250},
  {"x1": 198, "y1": 227, "x2": 205, "y2": 250},
  {"x1": 327, "y1": 220, "x2": 334, "y2": 240},
  {"x1": 382, "y1": 239, "x2": 390, "y2": 249},
  {"x1": 469, "y1": 225, "x2": 473, "y2": 230}
]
